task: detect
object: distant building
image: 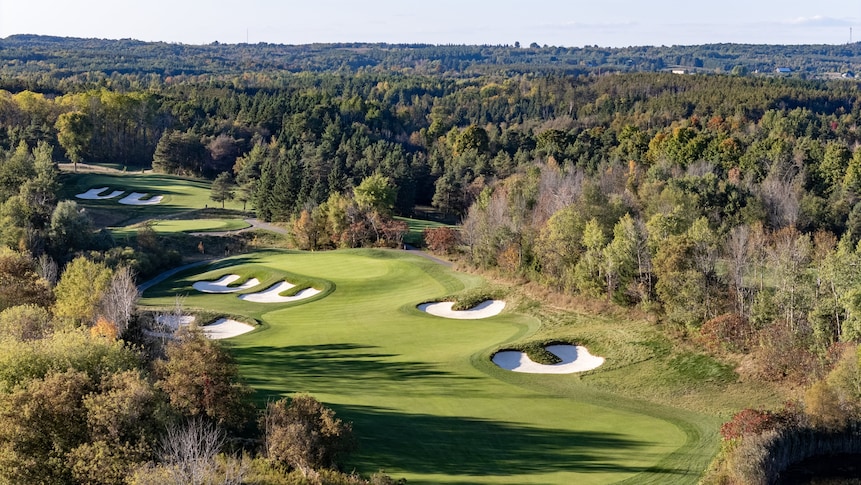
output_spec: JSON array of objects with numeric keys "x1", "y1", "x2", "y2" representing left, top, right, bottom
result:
[
  {"x1": 672, "y1": 69, "x2": 688, "y2": 75},
  {"x1": 775, "y1": 67, "x2": 792, "y2": 74},
  {"x1": 843, "y1": 71, "x2": 855, "y2": 78}
]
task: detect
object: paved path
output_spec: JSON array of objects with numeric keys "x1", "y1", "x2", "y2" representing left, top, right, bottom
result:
[
  {"x1": 138, "y1": 259, "x2": 216, "y2": 293},
  {"x1": 404, "y1": 244, "x2": 453, "y2": 267}
]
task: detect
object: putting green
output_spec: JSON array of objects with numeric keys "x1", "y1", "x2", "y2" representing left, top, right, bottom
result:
[{"x1": 140, "y1": 249, "x2": 714, "y2": 484}]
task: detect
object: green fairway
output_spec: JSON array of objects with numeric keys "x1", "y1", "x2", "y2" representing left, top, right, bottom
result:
[
  {"x1": 140, "y1": 249, "x2": 717, "y2": 484},
  {"x1": 62, "y1": 172, "x2": 245, "y2": 223},
  {"x1": 395, "y1": 216, "x2": 455, "y2": 246},
  {"x1": 111, "y1": 218, "x2": 251, "y2": 237}
]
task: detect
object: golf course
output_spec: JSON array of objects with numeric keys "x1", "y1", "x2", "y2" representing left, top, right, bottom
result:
[{"x1": 140, "y1": 248, "x2": 720, "y2": 484}]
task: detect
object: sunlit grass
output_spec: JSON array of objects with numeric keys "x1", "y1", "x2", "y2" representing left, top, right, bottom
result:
[
  {"x1": 139, "y1": 249, "x2": 729, "y2": 484},
  {"x1": 111, "y1": 218, "x2": 250, "y2": 237},
  {"x1": 61, "y1": 172, "x2": 245, "y2": 224}
]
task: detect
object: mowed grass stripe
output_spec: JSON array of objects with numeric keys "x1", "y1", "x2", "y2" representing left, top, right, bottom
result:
[
  {"x1": 111, "y1": 218, "x2": 251, "y2": 237},
  {"x1": 140, "y1": 249, "x2": 709, "y2": 484}
]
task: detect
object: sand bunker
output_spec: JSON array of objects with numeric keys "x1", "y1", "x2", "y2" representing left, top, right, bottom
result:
[
  {"x1": 239, "y1": 281, "x2": 321, "y2": 303},
  {"x1": 201, "y1": 318, "x2": 255, "y2": 339},
  {"x1": 76, "y1": 187, "x2": 125, "y2": 200},
  {"x1": 192, "y1": 274, "x2": 260, "y2": 293},
  {"x1": 151, "y1": 315, "x2": 254, "y2": 339},
  {"x1": 417, "y1": 300, "x2": 506, "y2": 319},
  {"x1": 154, "y1": 314, "x2": 195, "y2": 330},
  {"x1": 492, "y1": 345, "x2": 604, "y2": 374},
  {"x1": 118, "y1": 192, "x2": 163, "y2": 205}
]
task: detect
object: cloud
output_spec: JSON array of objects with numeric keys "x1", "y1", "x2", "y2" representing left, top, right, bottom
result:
[
  {"x1": 786, "y1": 15, "x2": 854, "y2": 27},
  {"x1": 541, "y1": 21, "x2": 638, "y2": 32}
]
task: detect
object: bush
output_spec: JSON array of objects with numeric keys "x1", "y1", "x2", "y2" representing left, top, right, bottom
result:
[
  {"x1": 261, "y1": 395, "x2": 356, "y2": 474},
  {"x1": 423, "y1": 226, "x2": 458, "y2": 253},
  {"x1": 700, "y1": 313, "x2": 753, "y2": 353}
]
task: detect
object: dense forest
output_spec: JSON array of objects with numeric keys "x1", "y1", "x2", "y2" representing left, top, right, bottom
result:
[
  {"x1": 2, "y1": 35, "x2": 861, "y2": 81},
  {"x1": 2, "y1": 36, "x2": 861, "y2": 483}
]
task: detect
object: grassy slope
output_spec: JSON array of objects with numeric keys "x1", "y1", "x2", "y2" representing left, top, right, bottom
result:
[
  {"x1": 111, "y1": 218, "x2": 251, "y2": 237},
  {"x1": 141, "y1": 249, "x2": 722, "y2": 484},
  {"x1": 61, "y1": 172, "x2": 245, "y2": 226}
]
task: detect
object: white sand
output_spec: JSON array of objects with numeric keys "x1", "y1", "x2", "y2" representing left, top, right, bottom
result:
[
  {"x1": 492, "y1": 345, "x2": 605, "y2": 374},
  {"x1": 154, "y1": 314, "x2": 196, "y2": 330},
  {"x1": 118, "y1": 192, "x2": 163, "y2": 205},
  {"x1": 150, "y1": 314, "x2": 254, "y2": 339},
  {"x1": 239, "y1": 281, "x2": 321, "y2": 303},
  {"x1": 417, "y1": 300, "x2": 506, "y2": 319},
  {"x1": 201, "y1": 318, "x2": 255, "y2": 339},
  {"x1": 76, "y1": 187, "x2": 125, "y2": 200},
  {"x1": 192, "y1": 274, "x2": 261, "y2": 293}
]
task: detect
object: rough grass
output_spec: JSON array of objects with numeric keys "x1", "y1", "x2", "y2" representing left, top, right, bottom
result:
[
  {"x1": 446, "y1": 285, "x2": 507, "y2": 311},
  {"x1": 138, "y1": 248, "x2": 742, "y2": 484}
]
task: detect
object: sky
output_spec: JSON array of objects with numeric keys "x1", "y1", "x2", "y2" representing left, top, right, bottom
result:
[{"x1": 1, "y1": 1, "x2": 859, "y2": 47}]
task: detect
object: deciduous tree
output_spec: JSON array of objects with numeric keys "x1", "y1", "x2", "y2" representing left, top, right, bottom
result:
[
  {"x1": 55, "y1": 111, "x2": 92, "y2": 172},
  {"x1": 54, "y1": 257, "x2": 112, "y2": 328},
  {"x1": 262, "y1": 395, "x2": 356, "y2": 475},
  {"x1": 155, "y1": 329, "x2": 252, "y2": 430}
]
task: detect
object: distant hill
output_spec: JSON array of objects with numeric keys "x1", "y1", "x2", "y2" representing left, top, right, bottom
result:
[{"x1": 2, "y1": 34, "x2": 861, "y2": 78}]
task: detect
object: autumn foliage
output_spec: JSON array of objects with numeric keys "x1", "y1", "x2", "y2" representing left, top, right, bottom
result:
[{"x1": 423, "y1": 226, "x2": 458, "y2": 254}]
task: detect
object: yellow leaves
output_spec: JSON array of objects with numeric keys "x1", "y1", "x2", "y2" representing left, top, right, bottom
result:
[{"x1": 90, "y1": 317, "x2": 118, "y2": 341}]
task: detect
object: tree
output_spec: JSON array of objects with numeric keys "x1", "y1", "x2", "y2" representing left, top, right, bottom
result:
[
  {"x1": 156, "y1": 418, "x2": 225, "y2": 485},
  {"x1": 0, "y1": 304, "x2": 52, "y2": 342},
  {"x1": 69, "y1": 370, "x2": 167, "y2": 485},
  {"x1": 262, "y1": 395, "x2": 356, "y2": 475},
  {"x1": 289, "y1": 207, "x2": 327, "y2": 251},
  {"x1": 573, "y1": 218, "x2": 606, "y2": 297},
  {"x1": 210, "y1": 172, "x2": 235, "y2": 209},
  {"x1": 54, "y1": 257, "x2": 113, "y2": 328},
  {"x1": 152, "y1": 130, "x2": 209, "y2": 176},
  {"x1": 354, "y1": 173, "x2": 397, "y2": 216},
  {"x1": 423, "y1": 226, "x2": 459, "y2": 253},
  {"x1": 0, "y1": 248, "x2": 53, "y2": 312},
  {"x1": 0, "y1": 369, "x2": 93, "y2": 484},
  {"x1": 49, "y1": 200, "x2": 93, "y2": 258},
  {"x1": 804, "y1": 380, "x2": 845, "y2": 430},
  {"x1": 98, "y1": 266, "x2": 139, "y2": 336},
  {"x1": 603, "y1": 214, "x2": 638, "y2": 303},
  {"x1": 55, "y1": 111, "x2": 92, "y2": 172},
  {"x1": 155, "y1": 329, "x2": 252, "y2": 430},
  {"x1": 653, "y1": 234, "x2": 708, "y2": 328},
  {"x1": 533, "y1": 206, "x2": 586, "y2": 291}
]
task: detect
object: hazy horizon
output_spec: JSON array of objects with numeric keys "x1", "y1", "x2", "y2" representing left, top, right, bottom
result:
[{"x1": 1, "y1": 1, "x2": 859, "y2": 48}]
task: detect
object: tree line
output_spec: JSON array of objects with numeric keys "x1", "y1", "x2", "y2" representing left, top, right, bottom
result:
[{"x1": 3, "y1": 35, "x2": 861, "y2": 79}]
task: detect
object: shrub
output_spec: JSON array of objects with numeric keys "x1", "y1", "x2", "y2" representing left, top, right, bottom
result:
[
  {"x1": 262, "y1": 395, "x2": 356, "y2": 474},
  {"x1": 720, "y1": 408, "x2": 782, "y2": 441},
  {"x1": 423, "y1": 226, "x2": 458, "y2": 254},
  {"x1": 700, "y1": 313, "x2": 753, "y2": 353}
]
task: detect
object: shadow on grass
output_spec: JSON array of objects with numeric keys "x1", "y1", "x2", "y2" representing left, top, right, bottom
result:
[
  {"x1": 336, "y1": 404, "x2": 681, "y2": 478},
  {"x1": 141, "y1": 256, "x2": 263, "y2": 297},
  {"x1": 235, "y1": 343, "x2": 479, "y2": 398}
]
